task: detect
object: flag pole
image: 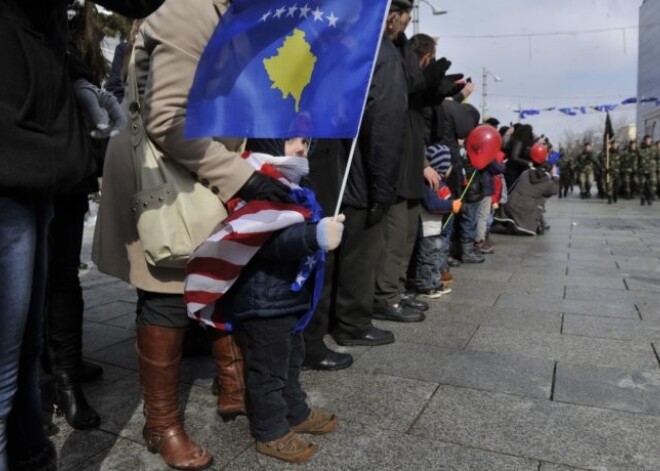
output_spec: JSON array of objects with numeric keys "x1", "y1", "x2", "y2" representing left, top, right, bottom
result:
[
  {"x1": 442, "y1": 170, "x2": 478, "y2": 229},
  {"x1": 333, "y1": 0, "x2": 393, "y2": 219}
]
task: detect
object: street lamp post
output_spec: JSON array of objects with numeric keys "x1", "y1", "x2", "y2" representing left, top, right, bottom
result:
[
  {"x1": 412, "y1": 0, "x2": 447, "y2": 36},
  {"x1": 481, "y1": 66, "x2": 503, "y2": 122}
]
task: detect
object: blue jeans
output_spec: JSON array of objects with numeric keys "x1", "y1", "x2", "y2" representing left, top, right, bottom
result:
[
  {"x1": 415, "y1": 235, "x2": 443, "y2": 291},
  {"x1": 459, "y1": 201, "x2": 480, "y2": 244},
  {"x1": 0, "y1": 194, "x2": 52, "y2": 470}
]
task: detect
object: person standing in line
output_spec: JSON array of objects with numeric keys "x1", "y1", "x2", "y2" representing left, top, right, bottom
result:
[{"x1": 330, "y1": 0, "x2": 411, "y2": 347}]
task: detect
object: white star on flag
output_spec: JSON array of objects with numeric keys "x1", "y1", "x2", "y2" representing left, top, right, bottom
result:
[
  {"x1": 311, "y1": 6, "x2": 324, "y2": 21},
  {"x1": 273, "y1": 6, "x2": 286, "y2": 18},
  {"x1": 299, "y1": 4, "x2": 311, "y2": 18},
  {"x1": 295, "y1": 273, "x2": 306, "y2": 285},
  {"x1": 259, "y1": 10, "x2": 272, "y2": 22},
  {"x1": 326, "y1": 11, "x2": 338, "y2": 27},
  {"x1": 304, "y1": 256, "x2": 316, "y2": 268},
  {"x1": 287, "y1": 4, "x2": 298, "y2": 17}
]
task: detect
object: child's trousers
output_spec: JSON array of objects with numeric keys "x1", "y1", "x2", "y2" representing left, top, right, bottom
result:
[{"x1": 241, "y1": 314, "x2": 310, "y2": 442}]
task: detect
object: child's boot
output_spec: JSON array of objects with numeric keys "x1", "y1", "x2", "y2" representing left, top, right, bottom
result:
[
  {"x1": 256, "y1": 431, "x2": 317, "y2": 463},
  {"x1": 291, "y1": 408, "x2": 338, "y2": 435}
]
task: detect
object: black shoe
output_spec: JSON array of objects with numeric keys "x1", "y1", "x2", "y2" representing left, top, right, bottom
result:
[
  {"x1": 372, "y1": 303, "x2": 425, "y2": 323},
  {"x1": 447, "y1": 257, "x2": 461, "y2": 268},
  {"x1": 302, "y1": 351, "x2": 354, "y2": 371},
  {"x1": 52, "y1": 374, "x2": 101, "y2": 430},
  {"x1": 400, "y1": 294, "x2": 429, "y2": 311},
  {"x1": 334, "y1": 327, "x2": 395, "y2": 347}
]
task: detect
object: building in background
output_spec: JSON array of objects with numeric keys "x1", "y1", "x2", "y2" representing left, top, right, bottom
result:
[{"x1": 638, "y1": 0, "x2": 660, "y2": 140}]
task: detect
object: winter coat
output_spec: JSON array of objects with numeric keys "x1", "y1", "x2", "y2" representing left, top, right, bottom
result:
[
  {"x1": 420, "y1": 182, "x2": 453, "y2": 237},
  {"x1": 496, "y1": 168, "x2": 558, "y2": 235},
  {"x1": 221, "y1": 222, "x2": 320, "y2": 322},
  {"x1": 93, "y1": 0, "x2": 255, "y2": 294},
  {"x1": 0, "y1": 0, "x2": 163, "y2": 194},
  {"x1": 342, "y1": 36, "x2": 407, "y2": 209}
]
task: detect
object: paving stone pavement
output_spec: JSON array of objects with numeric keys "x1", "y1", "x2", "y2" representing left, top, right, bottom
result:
[{"x1": 50, "y1": 194, "x2": 660, "y2": 470}]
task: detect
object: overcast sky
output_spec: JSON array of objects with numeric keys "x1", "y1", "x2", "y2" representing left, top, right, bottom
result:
[{"x1": 412, "y1": 0, "x2": 643, "y2": 146}]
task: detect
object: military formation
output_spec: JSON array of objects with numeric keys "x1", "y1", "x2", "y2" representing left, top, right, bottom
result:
[{"x1": 556, "y1": 135, "x2": 660, "y2": 205}]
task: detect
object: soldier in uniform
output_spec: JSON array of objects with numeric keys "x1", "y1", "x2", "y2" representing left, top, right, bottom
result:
[
  {"x1": 638, "y1": 134, "x2": 657, "y2": 206},
  {"x1": 576, "y1": 142, "x2": 598, "y2": 198},
  {"x1": 604, "y1": 140, "x2": 622, "y2": 204},
  {"x1": 620, "y1": 140, "x2": 638, "y2": 199},
  {"x1": 557, "y1": 152, "x2": 573, "y2": 198}
]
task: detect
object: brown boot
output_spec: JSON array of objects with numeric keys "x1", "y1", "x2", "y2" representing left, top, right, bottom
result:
[
  {"x1": 209, "y1": 331, "x2": 247, "y2": 421},
  {"x1": 137, "y1": 326, "x2": 213, "y2": 470},
  {"x1": 291, "y1": 408, "x2": 338, "y2": 435},
  {"x1": 255, "y1": 431, "x2": 317, "y2": 463},
  {"x1": 441, "y1": 269, "x2": 453, "y2": 285}
]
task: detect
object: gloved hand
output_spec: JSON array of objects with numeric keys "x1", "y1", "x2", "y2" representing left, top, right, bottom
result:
[
  {"x1": 73, "y1": 79, "x2": 127, "y2": 139},
  {"x1": 451, "y1": 200, "x2": 462, "y2": 214},
  {"x1": 316, "y1": 214, "x2": 345, "y2": 251},
  {"x1": 236, "y1": 171, "x2": 293, "y2": 203},
  {"x1": 366, "y1": 202, "x2": 389, "y2": 227},
  {"x1": 436, "y1": 73, "x2": 466, "y2": 98},
  {"x1": 423, "y1": 57, "x2": 452, "y2": 87}
]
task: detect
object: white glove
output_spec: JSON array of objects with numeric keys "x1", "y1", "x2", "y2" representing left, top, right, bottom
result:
[
  {"x1": 316, "y1": 214, "x2": 345, "y2": 251},
  {"x1": 73, "y1": 78, "x2": 127, "y2": 139}
]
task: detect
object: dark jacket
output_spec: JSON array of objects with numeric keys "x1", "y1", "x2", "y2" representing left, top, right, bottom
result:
[
  {"x1": 342, "y1": 36, "x2": 407, "y2": 209},
  {"x1": 221, "y1": 222, "x2": 320, "y2": 321},
  {"x1": 432, "y1": 99, "x2": 479, "y2": 195},
  {"x1": 0, "y1": 0, "x2": 163, "y2": 194},
  {"x1": 106, "y1": 41, "x2": 129, "y2": 102}
]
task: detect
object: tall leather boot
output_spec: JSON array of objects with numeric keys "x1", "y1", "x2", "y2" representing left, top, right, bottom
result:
[
  {"x1": 461, "y1": 242, "x2": 485, "y2": 264},
  {"x1": 137, "y1": 326, "x2": 213, "y2": 470},
  {"x1": 45, "y1": 296, "x2": 100, "y2": 430},
  {"x1": 209, "y1": 331, "x2": 247, "y2": 421}
]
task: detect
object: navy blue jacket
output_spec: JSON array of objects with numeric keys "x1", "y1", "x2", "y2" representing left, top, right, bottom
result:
[{"x1": 221, "y1": 222, "x2": 320, "y2": 322}]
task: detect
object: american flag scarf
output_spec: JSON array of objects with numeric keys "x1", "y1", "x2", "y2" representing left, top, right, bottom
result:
[{"x1": 183, "y1": 152, "x2": 325, "y2": 332}]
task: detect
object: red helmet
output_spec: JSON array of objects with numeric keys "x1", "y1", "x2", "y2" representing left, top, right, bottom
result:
[
  {"x1": 466, "y1": 125, "x2": 503, "y2": 170},
  {"x1": 530, "y1": 143, "x2": 548, "y2": 164}
]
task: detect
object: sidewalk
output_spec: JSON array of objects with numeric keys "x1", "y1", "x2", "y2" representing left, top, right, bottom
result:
[{"x1": 53, "y1": 194, "x2": 660, "y2": 470}]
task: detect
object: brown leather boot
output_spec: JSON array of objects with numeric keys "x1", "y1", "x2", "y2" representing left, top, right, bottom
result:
[
  {"x1": 256, "y1": 431, "x2": 317, "y2": 463},
  {"x1": 137, "y1": 326, "x2": 213, "y2": 470},
  {"x1": 209, "y1": 331, "x2": 247, "y2": 421}
]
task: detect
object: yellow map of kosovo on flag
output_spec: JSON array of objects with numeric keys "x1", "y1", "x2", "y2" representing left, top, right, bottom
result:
[{"x1": 263, "y1": 29, "x2": 317, "y2": 112}]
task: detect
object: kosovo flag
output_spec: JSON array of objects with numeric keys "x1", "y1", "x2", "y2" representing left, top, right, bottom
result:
[{"x1": 186, "y1": 0, "x2": 390, "y2": 139}]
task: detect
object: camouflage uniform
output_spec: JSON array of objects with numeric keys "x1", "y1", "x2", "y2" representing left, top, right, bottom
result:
[
  {"x1": 638, "y1": 142, "x2": 657, "y2": 205},
  {"x1": 576, "y1": 149, "x2": 598, "y2": 198},
  {"x1": 557, "y1": 156, "x2": 573, "y2": 198},
  {"x1": 655, "y1": 143, "x2": 660, "y2": 198},
  {"x1": 604, "y1": 146, "x2": 622, "y2": 203},
  {"x1": 620, "y1": 143, "x2": 638, "y2": 198}
]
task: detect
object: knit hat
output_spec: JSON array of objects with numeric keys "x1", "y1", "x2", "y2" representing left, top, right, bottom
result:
[{"x1": 390, "y1": 0, "x2": 413, "y2": 12}]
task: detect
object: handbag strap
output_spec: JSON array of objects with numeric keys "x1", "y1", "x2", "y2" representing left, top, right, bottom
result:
[{"x1": 126, "y1": 41, "x2": 149, "y2": 188}]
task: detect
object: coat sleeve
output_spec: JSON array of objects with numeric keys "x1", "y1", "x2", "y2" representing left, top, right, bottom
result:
[
  {"x1": 95, "y1": 0, "x2": 165, "y2": 18},
  {"x1": 258, "y1": 222, "x2": 320, "y2": 261},
  {"x1": 360, "y1": 46, "x2": 408, "y2": 206},
  {"x1": 137, "y1": 0, "x2": 254, "y2": 202},
  {"x1": 422, "y1": 186, "x2": 453, "y2": 214}
]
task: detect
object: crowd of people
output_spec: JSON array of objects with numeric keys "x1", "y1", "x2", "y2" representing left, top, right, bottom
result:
[
  {"x1": 556, "y1": 135, "x2": 660, "y2": 205},
  {"x1": 1, "y1": 0, "x2": 564, "y2": 469}
]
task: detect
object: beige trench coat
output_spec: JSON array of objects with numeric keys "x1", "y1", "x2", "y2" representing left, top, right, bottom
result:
[{"x1": 92, "y1": 0, "x2": 254, "y2": 294}]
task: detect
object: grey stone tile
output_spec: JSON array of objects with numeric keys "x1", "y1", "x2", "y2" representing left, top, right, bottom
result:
[
  {"x1": 67, "y1": 437, "x2": 170, "y2": 471},
  {"x1": 83, "y1": 288, "x2": 136, "y2": 310},
  {"x1": 554, "y1": 362, "x2": 660, "y2": 416},
  {"x1": 539, "y1": 464, "x2": 591, "y2": 471},
  {"x1": 626, "y1": 275, "x2": 660, "y2": 293},
  {"x1": 52, "y1": 428, "x2": 117, "y2": 471},
  {"x1": 431, "y1": 285, "x2": 500, "y2": 307},
  {"x1": 353, "y1": 342, "x2": 553, "y2": 399},
  {"x1": 301, "y1": 369, "x2": 437, "y2": 432},
  {"x1": 82, "y1": 364, "x2": 136, "y2": 394},
  {"x1": 376, "y1": 315, "x2": 477, "y2": 348},
  {"x1": 496, "y1": 294, "x2": 638, "y2": 319},
  {"x1": 82, "y1": 301, "x2": 135, "y2": 324},
  {"x1": 481, "y1": 309, "x2": 562, "y2": 334},
  {"x1": 87, "y1": 338, "x2": 138, "y2": 371},
  {"x1": 82, "y1": 322, "x2": 135, "y2": 355},
  {"x1": 102, "y1": 313, "x2": 138, "y2": 330},
  {"x1": 563, "y1": 314, "x2": 660, "y2": 341},
  {"x1": 466, "y1": 326, "x2": 658, "y2": 370},
  {"x1": 410, "y1": 385, "x2": 660, "y2": 470},
  {"x1": 224, "y1": 421, "x2": 539, "y2": 471},
  {"x1": 450, "y1": 267, "x2": 514, "y2": 283}
]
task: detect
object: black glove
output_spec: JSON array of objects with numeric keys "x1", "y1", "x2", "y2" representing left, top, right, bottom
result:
[
  {"x1": 366, "y1": 202, "x2": 389, "y2": 228},
  {"x1": 236, "y1": 171, "x2": 293, "y2": 203},
  {"x1": 436, "y1": 73, "x2": 466, "y2": 98},
  {"x1": 423, "y1": 57, "x2": 452, "y2": 87}
]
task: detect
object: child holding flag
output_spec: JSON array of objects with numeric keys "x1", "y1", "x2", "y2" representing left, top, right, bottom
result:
[{"x1": 186, "y1": 138, "x2": 344, "y2": 463}]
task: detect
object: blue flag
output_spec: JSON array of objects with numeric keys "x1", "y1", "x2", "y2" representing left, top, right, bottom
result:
[{"x1": 186, "y1": 0, "x2": 390, "y2": 139}]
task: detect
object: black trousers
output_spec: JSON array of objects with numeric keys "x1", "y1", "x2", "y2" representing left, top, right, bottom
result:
[
  {"x1": 241, "y1": 315, "x2": 309, "y2": 442},
  {"x1": 44, "y1": 193, "x2": 89, "y2": 370},
  {"x1": 333, "y1": 206, "x2": 385, "y2": 336}
]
